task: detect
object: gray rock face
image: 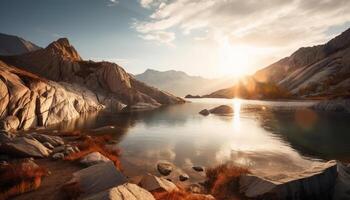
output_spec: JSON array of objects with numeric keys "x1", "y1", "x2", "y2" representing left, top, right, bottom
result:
[
  {"x1": 0, "y1": 137, "x2": 51, "y2": 157},
  {"x1": 83, "y1": 183, "x2": 155, "y2": 200},
  {"x1": 80, "y1": 152, "x2": 110, "y2": 166},
  {"x1": 67, "y1": 161, "x2": 127, "y2": 196},
  {"x1": 28, "y1": 133, "x2": 64, "y2": 147},
  {"x1": 209, "y1": 105, "x2": 233, "y2": 114},
  {"x1": 139, "y1": 173, "x2": 178, "y2": 192},
  {"x1": 333, "y1": 162, "x2": 350, "y2": 200},
  {"x1": 239, "y1": 160, "x2": 337, "y2": 200}
]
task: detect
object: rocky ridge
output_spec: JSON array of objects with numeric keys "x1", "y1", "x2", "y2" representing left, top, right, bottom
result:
[{"x1": 0, "y1": 37, "x2": 184, "y2": 130}]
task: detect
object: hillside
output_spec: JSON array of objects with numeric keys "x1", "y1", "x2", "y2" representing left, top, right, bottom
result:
[
  {"x1": 135, "y1": 69, "x2": 235, "y2": 97},
  {"x1": 0, "y1": 33, "x2": 41, "y2": 55}
]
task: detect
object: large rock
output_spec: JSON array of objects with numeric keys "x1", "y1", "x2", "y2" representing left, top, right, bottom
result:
[
  {"x1": 80, "y1": 152, "x2": 110, "y2": 166},
  {"x1": 28, "y1": 133, "x2": 64, "y2": 147},
  {"x1": 67, "y1": 161, "x2": 127, "y2": 196},
  {"x1": 333, "y1": 162, "x2": 350, "y2": 200},
  {"x1": 83, "y1": 183, "x2": 155, "y2": 200},
  {"x1": 209, "y1": 105, "x2": 233, "y2": 114},
  {"x1": 239, "y1": 160, "x2": 337, "y2": 200},
  {"x1": 0, "y1": 116, "x2": 19, "y2": 131},
  {"x1": 0, "y1": 137, "x2": 51, "y2": 157},
  {"x1": 0, "y1": 36, "x2": 184, "y2": 130},
  {"x1": 139, "y1": 173, "x2": 178, "y2": 192}
]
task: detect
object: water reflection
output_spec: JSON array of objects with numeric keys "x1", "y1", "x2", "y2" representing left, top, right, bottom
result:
[
  {"x1": 232, "y1": 98, "x2": 241, "y2": 130},
  {"x1": 42, "y1": 98, "x2": 350, "y2": 181}
]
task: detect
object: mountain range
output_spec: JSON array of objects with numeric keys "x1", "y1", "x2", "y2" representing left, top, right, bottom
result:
[
  {"x1": 0, "y1": 33, "x2": 41, "y2": 55},
  {"x1": 135, "y1": 69, "x2": 236, "y2": 97},
  {"x1": 206, "y1": 28, "x2": 350, "y2": 99},
  {"x1": 0, "y1": 34, "x2": 184, "y2": 131}
]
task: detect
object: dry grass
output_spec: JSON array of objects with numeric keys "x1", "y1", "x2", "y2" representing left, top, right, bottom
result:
[
  {"x1": 152, "y1": 189, "x2": 214, "y2": 200},
  {"x1": 205, "y1": 164, "x2": 250, "y2": 200},
  {"x1": 0, "y1": 160, "x2": 47, "y2": 200},
  {"x1": 64, "y1": 135, "x2": 122, "y2": 170}
]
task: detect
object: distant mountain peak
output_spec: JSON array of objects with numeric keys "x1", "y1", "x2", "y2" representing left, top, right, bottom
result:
[
  {"x1": 46, "y1": 38, "x2": 81, "y2": 61},
  {"x1": 0, "y1": 32, "x2": 41, "y2": 55}
]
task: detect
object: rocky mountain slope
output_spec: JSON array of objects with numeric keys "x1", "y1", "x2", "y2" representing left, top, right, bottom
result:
[
  {"x1": 206, "y1": 28, "x2": 350, "y2": 99},
  {"x1": 0, "y1": 37, "x2": 184, "y2": 131},
  {"x1": 0, "y1": 33, "x2": 41, "y2": 55},
  {"x1": 135, "y1": 69, "x2": 235, "y2": 97}
]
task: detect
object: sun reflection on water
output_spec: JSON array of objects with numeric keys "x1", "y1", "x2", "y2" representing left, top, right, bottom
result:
[{"x1": 233, "y1": 98, "x2": 241, "y2": 130}]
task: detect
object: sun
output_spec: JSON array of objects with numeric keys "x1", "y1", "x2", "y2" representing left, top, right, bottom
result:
[{"x1": 218, "y1": 38, "x2": 258, "y2": 77}]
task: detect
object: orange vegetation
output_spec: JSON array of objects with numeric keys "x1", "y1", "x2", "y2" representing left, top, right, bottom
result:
[
  {"x1": 64, "y1": 135, "x2": 122, "y2": 170},
  {"x1": 205, "y1": 164, "x2": 249, "y2": 200},
  {"x1": 152, "y1": 189, "x2": 213, "y2": 200},
  {"x1": 0, "y1": 160, "x2": 47, "y2": 200}
]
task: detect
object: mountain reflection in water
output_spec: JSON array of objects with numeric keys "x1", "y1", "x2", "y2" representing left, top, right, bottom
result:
[{"x1": 41, "y1": 98, "x2": 350, "y2": 180}]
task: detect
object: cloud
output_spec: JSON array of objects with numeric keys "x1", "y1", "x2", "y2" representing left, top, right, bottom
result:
[
  {"x1": 139, "y1": 30, "x2": 175, "y2": 46},
  {"x1": 134, "y1": 0, "x2": 350, "y2": 51},
  {"x1": 107, "y1": 0, "x2": 118, "y2": 7}
]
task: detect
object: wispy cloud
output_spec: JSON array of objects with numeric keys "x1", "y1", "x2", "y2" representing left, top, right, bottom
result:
[
  {"x1": 107, "y1": 0, "x2": 119, "y2": 7},
  {"x1": 134, "y1": 0, "x2": 350, "y2": 51}
]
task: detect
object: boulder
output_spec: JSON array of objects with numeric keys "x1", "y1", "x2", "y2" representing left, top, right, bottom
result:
[
  {"x1": 83, "y1": 183, "x2": 155, "y2": 200},
  {"x1": 52, "y1": 152, "x2": 64, "y2": 160},
  {"x1": 199, "y1": 109, "x2": 210, "y2": 116},
  {"x1": 0, "y1": 131, "x2": 15, "y2": 143},
  {"x1": 333, "y1": 162, "x2": 350, "y2": 200},
  {"x1": 139, "y1": 173, "x2": 178, "y2": 192},
  {"x1": 209, "y1": 105, "x2": 233, "y2": 114},
  {"x1": 28, "y1": 133, "x2": 64, "y2": 147},
  {"x1": 67, "y1": 161, "x2": 127, "y2": 195},
  {"x1": 157, "y1": 161, "x2": 173, "y2": 176},
  {"x1": 43, "y1": 142, "x2": 54, "y2": 149},
  {"x1": 192, "y1": 166, "x2": 204, "y2": 172},
  {"x1": 0, "y1": 137, "x2": 51, "y2": 158},
  {"x1": 80, "y1": 152, "x2": 110, "y2": 166},
  {"x1": 179, "y1": 174, "x2": 189, "y2": 182},
  {"x1": 0, "y1": 116, "x2": 20, "y2": 131},
  {"x1": 239, "y1": 160, "x2": 337, "y2": 200}
]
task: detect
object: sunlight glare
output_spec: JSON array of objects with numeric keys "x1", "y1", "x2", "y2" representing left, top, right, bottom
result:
[{"x1": 233, "y1": 98, "x2": 241, "y2": 130}]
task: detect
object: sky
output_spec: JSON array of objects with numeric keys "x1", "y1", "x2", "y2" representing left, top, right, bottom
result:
[{"x1": 0, "y1": 0, "x2": 350, "y2": 78}]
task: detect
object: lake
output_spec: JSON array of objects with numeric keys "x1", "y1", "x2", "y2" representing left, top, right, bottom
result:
[{"x1": 47, "y1": 98, "x2": 350, "y2": 182}]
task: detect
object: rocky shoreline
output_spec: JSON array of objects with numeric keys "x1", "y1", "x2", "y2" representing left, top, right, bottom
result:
[{"x1": 1, "y1": 127, "x2": 349, "y2": 200}]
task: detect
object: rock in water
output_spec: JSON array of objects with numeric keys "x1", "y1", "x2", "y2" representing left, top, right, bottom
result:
[
  {"x1": 209, "y1": 105, "x2": 233, "y2": 114},
  {"x1": 157, "y1": 162, "x2": 173, "y2": 176},
  {"x1": 84, "y1": 183, "x2": 155, "y2": 200},
  {"x1": 199, "y1": 109, "x2": 210, "y2": 116},
  {"x1": 0, "y1": 137, "x2": 51, "y2": 158},
  {"x1": 80, "y1": 152, "x2": 110, "y2": 166},
  {"x1": 239, "y1": 160, "x2": 337, "y2": 200},
  {"x1": 139, "y1": 173, "x2": 178, "y2": 192},
  {"x1": 67, "y1": 161, "x2": 127, "y2": 196}
]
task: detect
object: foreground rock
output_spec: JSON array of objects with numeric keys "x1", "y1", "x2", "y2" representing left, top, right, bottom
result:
[
  {"x1": 80, "y1": 152, "x2": 111, "y2": 166},
  {"x1": 0, "y1": 136, "x2": 51, "y2": 157},
  {"x1": 333, "y1": 162, "x2": 350, "y2": 199},
  {"x1": 209, "y1": 105, "x2": 233, "y2": 114},
  {"x1": 66, "y1": 161, "x2": 127, "y2": 196},
  {"x1": 84, "y1": 183, "x2": 155, "y2": 200},
  {"x1": 28, "y1": 133, "x2": 64, "y2": 147},
  {"x1": 239, "y1": 160, "x2": 337, "y2": 199},
  {"x1": 139, "y1": 173, "x2": 178, "y2": 192}
]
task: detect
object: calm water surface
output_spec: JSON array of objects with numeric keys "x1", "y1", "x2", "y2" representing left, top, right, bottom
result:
[{"x1": 49, "y1": 98, "x2": 350, "y2": 181}]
